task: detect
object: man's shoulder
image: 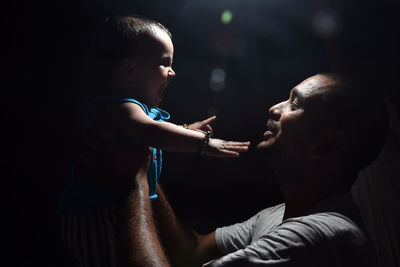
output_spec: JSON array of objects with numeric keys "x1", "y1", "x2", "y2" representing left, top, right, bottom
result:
[
  {"x1": 273, "y1": 195, "x2": 369, "y2": 248},
  {"x1": 281, "y1": 211, "x2": 366, "y2": 241},
  {"x1": 257, "y1": 203, "x2": 285, "y2": 217},
  {"x1": 250, "y1": 203, "x2": 285, "y2": 229},
  {"x1": 212, "y1": 198, "x2": 377, "y2": 267},
  {"x1": 304, "y1": 193, "x2": 365, "y2": 234}
]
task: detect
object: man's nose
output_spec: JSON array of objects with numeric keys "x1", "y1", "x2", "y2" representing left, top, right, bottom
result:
[{"x1": 269, "y1": 103, "x2": 282, "y2": 120}]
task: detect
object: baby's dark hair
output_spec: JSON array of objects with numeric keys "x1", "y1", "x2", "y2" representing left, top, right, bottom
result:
[
  {"x1": 84, "y1": 15, "x2": 171, "y2": 98},
  {"x1": 97, "y1": 15, "x2": 171, "y2": 70}
]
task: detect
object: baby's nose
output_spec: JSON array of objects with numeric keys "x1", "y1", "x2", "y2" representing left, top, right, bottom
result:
[{"x1": 168, "y1": 68, "x2": 176, "y2": 77}]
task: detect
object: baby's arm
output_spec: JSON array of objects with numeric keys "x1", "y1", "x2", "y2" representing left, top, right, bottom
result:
[{"x1": 111, "y1": 102, "x2": 249, "y2": 157}]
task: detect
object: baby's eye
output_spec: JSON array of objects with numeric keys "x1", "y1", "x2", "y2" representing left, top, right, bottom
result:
[{"x1": 160, "y1": 59, "x2": 171, "y2": 67}]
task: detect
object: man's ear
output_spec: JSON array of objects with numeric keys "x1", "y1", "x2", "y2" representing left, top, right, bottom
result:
[
  {"x1": 312, "y1": 130, "x2": 347, "y2": 160},
  {"x1": 118, "y1": 58, "x2": 136, "y2": 81}
]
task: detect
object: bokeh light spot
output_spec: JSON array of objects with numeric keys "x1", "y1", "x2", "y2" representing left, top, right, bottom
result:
[
  {"x1": 221, "y1": 10, "x2": 233, "y2": 24},
  {"x1": 312, "y1": 9, "x2": 342, "y2": 40},
  {"x1": 210, "y1": 68, "x2": 226, "y2": 92}
]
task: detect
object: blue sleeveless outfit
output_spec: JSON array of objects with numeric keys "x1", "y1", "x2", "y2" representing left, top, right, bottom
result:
[
  {"x1": 59, "y1": 97, "x2": 170, "y2": 212},
  {"x1": 114, "y1": 98, "x2": 170, "y2": 199}
]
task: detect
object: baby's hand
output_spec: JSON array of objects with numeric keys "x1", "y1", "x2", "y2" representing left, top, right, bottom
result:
[
  {"x1": 204, "y1": 138, "x2": 250, "y2": 158},
  {"x1": 188, "y1": 115, "x2": 216, "y2": 135}
]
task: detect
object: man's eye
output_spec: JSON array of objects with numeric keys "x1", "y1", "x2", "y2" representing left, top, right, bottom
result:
[{"x1": 290, "y1": 102, "x2": 300, "y2": 110}]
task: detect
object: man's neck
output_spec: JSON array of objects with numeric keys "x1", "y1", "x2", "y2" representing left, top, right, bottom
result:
[{"x1": 280, "y1": 179, "x2": 350, "y2": 221}]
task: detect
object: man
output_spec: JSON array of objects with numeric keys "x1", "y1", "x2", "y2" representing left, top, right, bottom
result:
[{"x1": 122, "y1": 73, "x2": 388, "y2": 266}]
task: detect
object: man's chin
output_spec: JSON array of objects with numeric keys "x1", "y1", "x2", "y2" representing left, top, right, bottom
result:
[{"x1": 256, "y1": 140, "x2": 274, "y2": 151}]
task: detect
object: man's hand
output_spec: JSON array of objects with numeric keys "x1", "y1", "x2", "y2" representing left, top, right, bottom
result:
[
  {"x1": 188, "y1": 115, "x2": 216, "y2": 135},
  {"x1": 134, "y1": 146, "x2": 152, "y2": 185}
]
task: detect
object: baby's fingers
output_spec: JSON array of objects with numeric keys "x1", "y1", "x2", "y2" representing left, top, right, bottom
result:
[
  {"x1": 224, "y1": 141, "x2": 251, "y2": 152},
  {"x1": 201, "y1": 115, "x2": 217, "y2": 125},
  {"x1": 224, "y1": 141, "x2": 251, "y2": 146},
  {"x1": 199, "y1": 116, "x2": 216, "y2": 134},
  {"x1": 218, "y1": 150, "x2": 240, "y2": 157},
  {"x1": 204, "y1": 124, "x2": 213, "y2": 135}
]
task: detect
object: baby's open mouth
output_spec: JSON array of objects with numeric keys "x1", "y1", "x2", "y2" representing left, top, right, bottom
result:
[{"x1": 159, "y1": 82, "x2": 169, "y2": 96}]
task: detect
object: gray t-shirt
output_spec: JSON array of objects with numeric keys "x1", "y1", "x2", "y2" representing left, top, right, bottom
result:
[{"x1": 209, "y1": 194, "x2": 377, "y2": 266}]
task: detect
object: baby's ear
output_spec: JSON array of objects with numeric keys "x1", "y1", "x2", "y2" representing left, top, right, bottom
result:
[{"x1": 118, "y1": 58, "x2": 136, "y2": 80}]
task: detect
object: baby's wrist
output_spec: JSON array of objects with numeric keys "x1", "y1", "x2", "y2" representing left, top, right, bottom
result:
[{"x1": 198, "y1": 131, "x2": 211, "y2": 155}]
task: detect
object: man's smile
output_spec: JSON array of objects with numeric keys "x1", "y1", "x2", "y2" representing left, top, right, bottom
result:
[{"x1": 266, "y1": 119, "x2": 279, "y2": 135}]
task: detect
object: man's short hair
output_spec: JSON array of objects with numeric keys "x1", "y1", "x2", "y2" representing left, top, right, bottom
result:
[{"x1": 314, "y1": 73, "x2": 388, "y2": 176}]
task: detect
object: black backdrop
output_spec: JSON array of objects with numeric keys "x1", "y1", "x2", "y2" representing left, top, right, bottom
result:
[{"x1": 4, "y1": 0, "x2": 400, "y2": 266}]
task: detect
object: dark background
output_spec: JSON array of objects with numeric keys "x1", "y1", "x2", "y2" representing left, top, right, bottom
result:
[{"x1": 4, "y1": 0, "x2": 400, "y2": 266}]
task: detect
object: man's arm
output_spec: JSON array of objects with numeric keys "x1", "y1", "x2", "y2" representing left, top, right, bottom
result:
[
  {"x1": 120, "y1": 149, "x2": 222, "y2": 267},
  {"x1": 152, "y1": 187, "x2": 223, "y2": 267},
  {"x1": 120, "y1": 155, "x2": 170, "y2": 267}
]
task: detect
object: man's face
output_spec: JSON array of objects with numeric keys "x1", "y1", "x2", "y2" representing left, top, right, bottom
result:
[{"x1": 257, "y1": 75, "x2": 332, "y2": 177}]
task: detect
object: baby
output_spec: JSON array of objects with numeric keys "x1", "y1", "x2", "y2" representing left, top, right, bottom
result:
[
  {"x1": 59, "y1": 15, "x2": 249, "y2": 266},
  {"x1": 60, "y1": 15, "x2": 250, "y2": 212}
]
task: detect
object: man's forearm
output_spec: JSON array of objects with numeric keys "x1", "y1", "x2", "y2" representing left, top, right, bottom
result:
[
  {"x1": 152, "y1": 187, "x2": 219, "y2": 267},
  {"x1": 122, "y1": 177, "x2": 170, "y2": 266}
]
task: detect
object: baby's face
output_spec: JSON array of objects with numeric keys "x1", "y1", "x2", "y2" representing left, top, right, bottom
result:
[{"x1": 133, "y1": 27, "x2": 175, "y2": 108}]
